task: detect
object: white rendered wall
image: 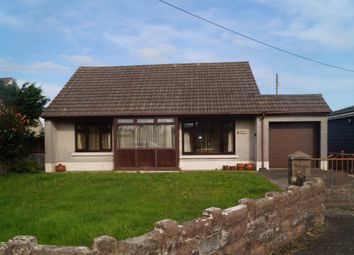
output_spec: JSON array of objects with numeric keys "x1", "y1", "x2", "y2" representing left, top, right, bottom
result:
[
  {"x1": 44, "y1": 120, "x2": 114, "y2": 172},
  {"x1": 45, "y1": 118, "x2": 258, "y2": 172}
]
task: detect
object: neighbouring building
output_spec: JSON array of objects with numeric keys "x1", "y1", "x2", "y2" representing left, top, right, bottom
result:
[
  {"x1": 328, "y1": 105, "x2": 354, "y2": 154},
  {"x1": 42, "y1": 62, "x2": 330, "y2": 171}
]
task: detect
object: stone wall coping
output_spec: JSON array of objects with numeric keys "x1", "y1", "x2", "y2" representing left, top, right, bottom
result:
[{"x1": 288, "y1": 151, "x2": 311, "y2": 159}]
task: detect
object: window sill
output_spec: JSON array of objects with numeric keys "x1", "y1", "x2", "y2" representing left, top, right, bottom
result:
[
  {"x1": 72, "y1": 152, "x2": 114, "y2": 157},
  {"x1": 180, "y1": 155, "x2": 239, "y2": 159}
]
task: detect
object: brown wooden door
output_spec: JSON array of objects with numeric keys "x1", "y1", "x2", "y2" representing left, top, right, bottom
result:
[{"x1": 269, "y1": 122, "x2": 320, "y2": 168}]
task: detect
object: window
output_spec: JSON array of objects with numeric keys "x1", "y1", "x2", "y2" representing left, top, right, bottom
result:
[
  {"x1": 137, "y1": 125, "x2": 156, "y2": 148},
  {"x1": 117, "y1": 123, "x2": 175, "y2": 149},
  {"x1": 137, "y1": 118, "x2": 154, "y2": 124},
  {"x1": 76, "y1": 123, "x2": 112, "y2": 151},
  {"x1": 182, "y1": 120, "x2": 234, "y2": 154},
  {"x1": 157, "y1": 118, "x2": 175, "y2": 123},
  {"x1": 117, "y1": 119, "x2": 134, "y2": 124},
  {"x1": 156, "y1": 125, "x2": 175, "y2": 148},
  {"x1": 117, "y1": 125, "x2": 136, "y2": 148}
]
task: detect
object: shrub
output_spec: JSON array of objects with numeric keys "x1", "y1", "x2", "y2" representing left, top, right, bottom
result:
[{"x1": 10, "y1": 159, "x2": 40, "y2": 173}]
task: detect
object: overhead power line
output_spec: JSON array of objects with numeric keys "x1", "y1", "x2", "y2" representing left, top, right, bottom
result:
[{"x1": 157, "y1": 0, "x2": 354, "y2": 73}]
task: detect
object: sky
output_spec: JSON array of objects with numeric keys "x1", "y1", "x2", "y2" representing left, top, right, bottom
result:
[{"x1": 0, "y1": 0, "x2": 353, "y2": 111}]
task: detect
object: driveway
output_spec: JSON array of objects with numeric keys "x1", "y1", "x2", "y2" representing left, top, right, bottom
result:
[{"x1": 261, "y1": 169, "x2": 354, "y2": 255}]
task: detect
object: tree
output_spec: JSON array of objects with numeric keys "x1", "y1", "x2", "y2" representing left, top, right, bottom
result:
[
  {"x1": 0, "y1": 79, "x2": 49, "y2": 173},
  {"x1": 0, "y1": 105, "x2": 29, "y2": 171},
  {"x1": 0, "y1": 80, "x2": 49, "y2": 125}
]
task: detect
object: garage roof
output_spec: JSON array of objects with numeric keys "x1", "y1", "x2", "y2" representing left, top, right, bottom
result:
[{"x1": 260, "y1": 95, "x2": 331, "y2": 114}]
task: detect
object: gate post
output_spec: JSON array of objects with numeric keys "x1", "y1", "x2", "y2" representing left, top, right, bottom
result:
[{"x1": 288, "y1": 151, "x2": 311, "y2": 186}]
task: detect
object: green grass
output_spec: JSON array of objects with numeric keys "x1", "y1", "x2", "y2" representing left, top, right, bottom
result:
[{"x1": 0, "y1": 172, "x2": 280, "y2": 246}]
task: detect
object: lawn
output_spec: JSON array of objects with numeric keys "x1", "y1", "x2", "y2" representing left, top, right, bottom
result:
[{"x1": 0, "y1": 172, "x2": 280, "y2": 246}]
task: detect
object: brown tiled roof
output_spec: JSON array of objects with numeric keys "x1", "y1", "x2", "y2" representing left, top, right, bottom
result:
[
  {"x1": 43, "y1": 62, "x2": 262, "y2": 117},
  {"x1": 259, "y1": 94, "x2": 331, "y2": 114},
  {"x1": 42, "y1": 62, "x2": 331, "y2": 118}
]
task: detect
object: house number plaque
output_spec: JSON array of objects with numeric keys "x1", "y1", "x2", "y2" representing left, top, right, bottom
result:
[{"x1": 237, "y1": 130, "x2": 247, "y2": 135}]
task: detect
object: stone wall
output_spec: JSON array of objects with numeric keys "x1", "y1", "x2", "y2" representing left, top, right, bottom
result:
[{"x1": 0, "y1": 179, "x2": 325, "y2": 255}]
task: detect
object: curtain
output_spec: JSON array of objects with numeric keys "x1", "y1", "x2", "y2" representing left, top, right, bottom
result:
[
  {"x1": 118, "y1": 126, "x2": 136, "y2": 148},
  {"x1": 101, "y1": 131, "x2": 111, "y2": 150},
  {"x1": 156, "y1": 125, "x2": 175, "y2": 148},
  {"x1": 137, "y1": 125, "x2": 155, "y2": 148},
  {"x1": 88, "y1": 126, "x2": 100, "y2": 150},
  {"x1": 183, "y1": 131, "x2": 192, "y2": 152},
  {"x1": 77, "y1": 132, "x2": 86, "y2": 150},
  {"x1": 118, "y1": 124, "x2": 176, "y2": 149},
  {"x1": 227, "y1": 131, "x2": 233, "y2": 152}
]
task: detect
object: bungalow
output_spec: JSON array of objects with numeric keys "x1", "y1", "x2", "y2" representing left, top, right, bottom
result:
[{"x1": 42, "y1": 62, "x2": 330, "y2": 171}]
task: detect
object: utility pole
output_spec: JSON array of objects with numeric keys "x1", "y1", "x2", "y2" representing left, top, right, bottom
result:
[{"x1": 276, "y1": 73, "x2": 279, "y2": 95}]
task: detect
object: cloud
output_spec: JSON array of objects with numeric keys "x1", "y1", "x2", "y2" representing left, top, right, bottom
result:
[
  {"x1": 63, "y1": 55, "x2": 105, "y2": 66},
  {"x1": 137, "y1": 44, "x2": 177, "y2": 63},
  {"x1": 0, "y1": 58, "x2": 70, "y2": 73},
  {"x1": 0, "y1": 11, "x2": 22, "y2": 27},
  {"x1": 39, "y1": 82, "x2": 63, "y2": 101},
  {"x1": 252, "y1": 0, "x2": 354, "y2": 49},
  {"x1": 255, "y1": 70, "x2": 354, "y2": 95},
  {"x1": 104, "y1": 22, "x2": 234, "y2": 63}
]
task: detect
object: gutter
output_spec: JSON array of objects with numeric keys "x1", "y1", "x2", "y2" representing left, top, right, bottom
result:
[{"x1": 328, "y1": 111, "x2": 354, "y2": 120}]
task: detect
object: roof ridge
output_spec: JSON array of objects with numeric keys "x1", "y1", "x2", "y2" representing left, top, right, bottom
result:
[
  {"x1": 77, "y1": 61, "x2": 250, "y2": 69},
  {"x1": 261, "y1": 94, "x2": 323, "y2": 97}
]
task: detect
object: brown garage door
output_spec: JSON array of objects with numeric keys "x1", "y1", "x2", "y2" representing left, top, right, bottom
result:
[{"x1": 269, "y1": 122, "x2": 320, "y2": 168}]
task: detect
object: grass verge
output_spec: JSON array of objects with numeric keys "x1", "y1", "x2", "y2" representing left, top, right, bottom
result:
[{"x1": 0, "y1": 171, "x2": 280, "y2": 246}]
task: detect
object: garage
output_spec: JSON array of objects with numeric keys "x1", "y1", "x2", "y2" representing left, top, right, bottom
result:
[{"x1": 269, "y1": 122, "x2": 320, "y2": 168}]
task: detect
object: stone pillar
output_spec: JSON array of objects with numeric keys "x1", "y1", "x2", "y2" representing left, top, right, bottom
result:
[{"x1": 288, "y1": 151, "x2": 311, "y2": 186}]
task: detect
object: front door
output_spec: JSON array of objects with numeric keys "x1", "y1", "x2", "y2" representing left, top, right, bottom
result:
[{"x1": 115, "y1": 118, "x2": 177, "y2": 169}]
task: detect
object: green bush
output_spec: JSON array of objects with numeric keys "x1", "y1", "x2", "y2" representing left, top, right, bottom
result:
[{"x1": 10, "y1": 159, "x2": 40, "y2": 173}]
